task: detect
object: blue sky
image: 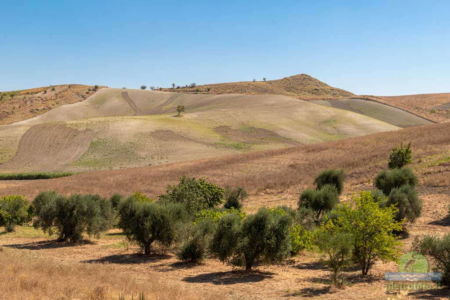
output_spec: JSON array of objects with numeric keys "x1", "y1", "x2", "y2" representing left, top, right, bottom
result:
[{"x1": 1, "y1": 0, "x2": 449, "y2": 95}]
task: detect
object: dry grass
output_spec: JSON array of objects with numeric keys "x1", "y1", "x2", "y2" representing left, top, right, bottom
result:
[
  {"x1": 1, "y1": 122, "x2": 447, "y2": 205},
  {"x1": 0, "y1": 247, "x2": 218, "y2": 300},
  {"x1": 161, "y1": 74, "x2": 353, "y2": 100},
  {"x1": 0, "y1": 84, "x2": 100, "y2": 125}
]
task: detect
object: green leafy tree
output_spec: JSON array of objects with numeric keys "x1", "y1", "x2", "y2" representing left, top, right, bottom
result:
[
  {"x1": 289, "y1": 224, "x2": 313, "y2": 255},
  {"x1": 315, "y1": 222, "x2": 354, "y2": 288},
  {"x1": 209, "y1": 213, "x2": 242, "y2": 262},
  {"x1": 159, "y1": 177, "x2": 224, "y2": 213},
  {"x1": 374, "y1": 168, "x2": 418, "y2": 195},
  {"x1": 414, "y1": 234, "x2": 450, "y2": 286},
  {"x1": 332, "y1": 191, "x2": 402, "y2": 275},
  {"x1": 314, "y1": 169, "x2": 345, "y2": 194},
  {"x1": 299, "y1": 185, "x2": 339, "y2": 222},
  {"x1": 0, "y1": 195, "x2": 30, "y2": 232},
  {"x1": 32, "y1": 192, "x2": 113, "y2": 243},
  {"x1": 387, "y1": 185, "x2": 422, "y2": 224},
  {"x1": 176, "y1": 105, "x2": 185, "y2": 116},
  {"x1": 118, "y1": 197, "x2": 174, "y2": 255},
  {"x1": 388, "y1": 143, "x2": 412, "y2": 169},
  {"x1": 223, "y1": 187, "x2": 247, "y2": 210}
]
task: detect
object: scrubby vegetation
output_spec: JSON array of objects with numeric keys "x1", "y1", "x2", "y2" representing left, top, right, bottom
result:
[
  {"x1": 0, "y1": 172, "x2": 73, "y2": 180},
  {"x1": 388, "y1": 143, "x2": 412, "y2": 169},
  {"x1": 414, "y1": 234, "x2": 450, "y2": 287}
]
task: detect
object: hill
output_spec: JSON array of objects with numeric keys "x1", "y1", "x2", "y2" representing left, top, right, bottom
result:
[
  {"x1": 0, "y1": 88, "x2": 401, "y2": 173},
  {"x1": 0, "y1": 84, "x2": 101, "y2": 125},
  {"x1": 161, "y1": 74, "x2": 354, "y2": 100}
]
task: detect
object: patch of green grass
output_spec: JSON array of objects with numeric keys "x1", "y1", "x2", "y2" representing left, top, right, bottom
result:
[
  {"x1": 0, "y1": 225, "x2": 51, "y2": 239},
  {"x1": 0, "y1": 172, "x2": 73, "y2": 180},
  {"x1": 102, "y1": 240, "x2": 130, "y2": 249},
  {"x1": 215, "y1": 141, "x2": 251, "y2": 150},
  {"x1": 399, "y1": 252, "x2": 429, "y2": 273}
]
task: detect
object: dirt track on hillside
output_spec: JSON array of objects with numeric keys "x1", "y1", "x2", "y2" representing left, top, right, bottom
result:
[{"x1": 0, "y1": 124, "x2": 95, "y2": 172}]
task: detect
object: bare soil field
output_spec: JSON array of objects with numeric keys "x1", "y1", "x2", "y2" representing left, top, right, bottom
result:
[
  {"x1": 0, "y1": 84, "x2": 99, "y2": 125},
  {"x1": 0, "y1": 88, "x2": 402, "y2": 172}
]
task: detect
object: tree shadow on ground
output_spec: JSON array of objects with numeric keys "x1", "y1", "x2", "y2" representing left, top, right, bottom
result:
[
  {"x1": 83, "y1": 253, "x2": 170, "y2": 265},
  {"x1": 5, "y1": 240, "x2": 93, "y2": 250},
  {"x1": 429, "y1": 215, "x2": 450, "y2": 226},
  {"x1": 284, "y1": 286, "x2": 332, "y2": 297},
  {"x1": 294, "y1": 260, "x2": 328, "y2": 271},
  {"x1": 183, "y1": 270, "x2": 274, "y2": 285},
  {"x1": 406, "y1": 287, "x2": 450, "y2": 299}
]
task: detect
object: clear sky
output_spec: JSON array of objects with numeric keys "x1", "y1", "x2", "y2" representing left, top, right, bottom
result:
[{"x1": 1, "y1": 0, "x2": 449, "y2": 95}]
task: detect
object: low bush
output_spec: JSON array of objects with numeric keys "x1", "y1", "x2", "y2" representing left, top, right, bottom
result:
[
  {"x1": 159, "y1": 177, "x2": 224, "y2": 213},
  {"x1": 223, "y1": 187, "x2": 247, "y2": 210},
  {"x1": 32, "y1": 191, "x2": 113, "y2": 243},
  {"x1": 388, "y1": 143, "x2": 412, "y2": 169},
  {"x1": 289, "y1": 224, "x2": 313, "y2": 255},
  {"x1": 374, "y1": 168, "x2": 418, "y2": 195},
  {"x1": 414, "y1": 234, "x2": 450, "y2": 286},
  {"x1": 0, "y1": 195, "x2": 30, "y2": 232},
  {"x1": 177, "y1": 237, "x2": 205, "y2": 263},
  {"x1": 314, "y1": 169, "x2": 345, "y2": 195}
]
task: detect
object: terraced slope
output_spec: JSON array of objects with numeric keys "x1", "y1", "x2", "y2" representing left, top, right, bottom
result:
[
  {"x1": 161, "y1": 74, "x2": 354, "y2": 100},
  {"x1": 0, "y1": 88, "x2": 399, "y2": 172},
  {"x1": 312, "y1": 98, "x2": 432, "y2": 127}
]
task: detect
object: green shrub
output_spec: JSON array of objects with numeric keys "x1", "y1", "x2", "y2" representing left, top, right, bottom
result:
[
  {"x1": 388, "y1": 143, "x2": 412, "y2": 169},
  {"x1": 159, "y1": 177, "x2": 224, "y2": 213},
  {"x1": 414, "y1": 234, "x2": 450, "y2": 286},
  {"x1": 299, "y1": 185, "x2": 339, "y2": 222},
  {"x1": 289, "y1": 224, "x2": 313, "y2": 255},
  {"x1": 331, "y1": 191, "x2": 402, "y2": 275},
  {"x1": 32, "y1": 192, "x2": 113, "y2": 243},
  {"x1": 178, "y1": 237, "x2": 205, "y2": 263},
  {"x1": 387, "y1": 185, "x2": 422, "y2": 224},
  {"x1": 118, "y1": 197, "x2": 174, "y2": 255},
  {"x1": 314, "y1": 169, "x2": 345, "y2": 195},
  {"x1": 315, "y1": 223, "x2": 354, "y2": 288},
  {"x1": 110, "y1": 194, "x2": 124, "y2": 210},
  {"x1": 374, "y1": 168, "x2": 418, "y2": 195},
  {"x1": 223, "y1": 187, "x2": 247, "y2": 210},
  {"x1": 0, "y1": 195, "x2": 30, "y2": 232}
]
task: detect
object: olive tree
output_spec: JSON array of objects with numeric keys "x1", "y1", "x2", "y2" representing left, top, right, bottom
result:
[
  {"x1": 32, "y1": 192, "x2": 113, "y2": 243},
  {"x1": 118, "y1": 197, "x2": 174, "y2": 255},
  {"x1": 223, "y1": 187, "x2": 247, "y2": 210},
  {"x1": 299, "y1": 185, "x2": 339, "y2": 222},
  {"x1": 0, "y1": 195, "x2": 30, "y2": 232},
  {"x1": 314, "y1": 169, "x2": 345, "y2": 195},
  {"x1": 159, "y1": 177, "x2": 224, "y2": 213},
  {"x1": 387, "y1": 185, "x2": 422, "y2": 224},
  {"x1": 374, "y1": 168, "x2": 417, "y2": 195}
]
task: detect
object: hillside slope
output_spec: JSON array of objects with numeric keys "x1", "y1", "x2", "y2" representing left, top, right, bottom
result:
[
  {"x1": 161, "y1": 74, "x2": 354, "y2": 100},
  {"x1": 0, "y1": 84, "x2": 102, "y2": 125},
  {"x1": 0, "y1": 88, "x2": 398, "y2": 172}
]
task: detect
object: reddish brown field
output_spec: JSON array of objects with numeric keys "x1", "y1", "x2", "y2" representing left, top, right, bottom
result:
[
  {"x1": 0, "y1": 84, "x2": 100, "y2": 125},
  {"x1": 376, "y1": 93, "x2": 450, "y2": 123}
]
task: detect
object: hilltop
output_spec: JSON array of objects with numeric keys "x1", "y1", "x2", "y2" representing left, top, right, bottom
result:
[
  {"x1": 161, "y1": 74, "x2": 354, "y2": 100},
  {"x1": 0, "y1": 84, "x2": 101, "y2": 125}
]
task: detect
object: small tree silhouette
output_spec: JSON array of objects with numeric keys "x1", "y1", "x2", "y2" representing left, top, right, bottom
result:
[
  {"x1": 172, "y1": 83, "x2": 176, "y2": 89},
  {"x1": 263, "y1": 77, "x2": 266, "y2": 81},
  {"x1": 140, "y1": 85, "x2": 147, "y2": 90},
  {"x1": 176, "y1": 105, "x2": 185, "y2": 117}
]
